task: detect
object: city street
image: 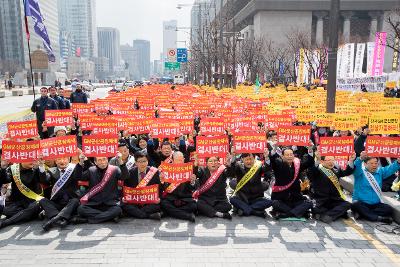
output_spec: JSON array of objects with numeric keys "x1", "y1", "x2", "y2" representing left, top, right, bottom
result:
[
  {"x1": 0, "y1": 216, "x2": 399, "y2": 266},
  {"x1": 0, "y1": 87, "x2": 111, "y2": 119}
]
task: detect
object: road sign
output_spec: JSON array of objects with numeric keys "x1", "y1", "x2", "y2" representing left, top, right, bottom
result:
[
  {"x1": 164, "y1": 62, "x2": 181, "y2": 70},
  {"x1": 177, "y1": 48, "x2": 188, "y2": 63},
  {"x1": 167, "y1": 48, "x2": 177, "y2": 62}
]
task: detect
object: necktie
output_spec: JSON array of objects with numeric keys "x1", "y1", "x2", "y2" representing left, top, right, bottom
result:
[{"x1": 139, "y1": 172, "x2": 145, "y2": 183}]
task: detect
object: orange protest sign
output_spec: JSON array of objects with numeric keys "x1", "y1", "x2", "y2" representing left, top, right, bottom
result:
[
  {"x1": 196, "y1": 135, "x2": 229, "y2": 157},
  {"x1": 7, "y1": 120, "x2": 38, "y2": 139},
  {"x1": 159, "y1": 162, "x2": 193, "y2": 184},
  {"x1": 200, "y1": 118, "x2": 225, "y2": 135},
  {"x1": 277, "y1": 126, "x2": 310, "y2": 146},
  {"x1": 368, "y1": 116, "x2": 400, "y2": 134},
  {"x1": 365, "y1": 136, "x2": 400, "y2": 157},
  {"x1": 265, "y1": 114, "x2": 293, "y2": 130},
  {"x1": 72, "y1": 103, "x2": 94, "y2": 114},
  {"x1": 79, "y1": 115, "x2": 103, "y2": 130},
  {"x1": 122, "y1": 184, "x2": 160, "y2": 204},
  {"x1": 2, "y1": 140, "x2": 41, "y2": 163},
  {"x1": 233, "y1": 132, "x2": 266, "y2": 153},
  {"x1": 151, "y1": 120, "x2": 180, "y2": 138},
  {"x1": 40, "y1": 135, "x2": 77, "y2": 160},
  {"x1": 45, "y1": 110, "x2": 74, "y2": 127},
  {"x1": 91, "y1": 120, "x2": 119, "y2": 135},
  {"x1": 82, "y1": 135, "x2": 118, "y2": 157},
  {"x1": 179, "y1": 119, "x2": 194, "y2": 134},
  {"x1": 319, "y1": 137, "x2": 354, "y2": 156}
]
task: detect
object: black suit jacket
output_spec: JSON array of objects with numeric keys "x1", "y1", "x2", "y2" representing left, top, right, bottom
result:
[
  {"x1": 81, "y1": 164, "x2": 129, "y2": 206},
  {"x1": 194, "y1": 166, "x2": 229, "y2": 205}
]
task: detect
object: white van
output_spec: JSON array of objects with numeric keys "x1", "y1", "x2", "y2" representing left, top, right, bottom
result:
[{"x1": 174, "y1": 75, "x2": 185, "y2": 85}]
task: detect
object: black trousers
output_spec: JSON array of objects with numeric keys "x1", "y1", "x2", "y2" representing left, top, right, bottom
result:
[
  {"x1": 272, "y1": 199, "x2": 313, "y2": 218},
  {"x1": 230, "y1": 196, "x2": 272, "y2": 216},
  {"x1": 351, "y1": 201, "x2": 393, "y2": 221},
  {"x1": 77, "y1": 204, "x2": 122, "y2": 224},
  {"x1": 312, "y1": 199, "x2": 351, "y2": 221},
  {"x1": 161, "y1": 199, "x2": 196, "y2": 221},
  {"x1": 1, "y1": 200, "x2": 41, "y2": 227},
  {"x1": 39, "y1": 198, "x2": 79, "y2": 221},
  {"x1": 197, "y1": 199, "x2": 231, "y2": 218},
  {"x1": 122, "y1": 203, "x2": 160, "y2": 219}
]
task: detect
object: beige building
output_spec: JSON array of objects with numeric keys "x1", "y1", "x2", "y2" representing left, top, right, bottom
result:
[{"x1": 67, "y1": 56, "x2": 95, "y2": 81}]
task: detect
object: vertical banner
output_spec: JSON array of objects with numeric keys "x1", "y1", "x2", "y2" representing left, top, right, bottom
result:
[
  {"x1": 345, "y1": 43, "x2": 355, "y2": 78},
  {"x1": 354, "y1": 43, "x2": 366, "y2": 77},
  {"x1": 366, "y1": 42, "x2": 375, "y2": 75},
  {"x1": 297, "y1": 48, "x2": 305, "y2": 86},
  {"x1": 371, "y1": 32, "x2": 387, "y2": 76},
  {"x1": 337, "y1": 45, "x2": 343, "y2": 78},
  {"x1": 392, "y1": 37, "x2": 399, "y2": 72},
  {"x1": 340, "y1": 44, "x2": 349, "y2": 78}
]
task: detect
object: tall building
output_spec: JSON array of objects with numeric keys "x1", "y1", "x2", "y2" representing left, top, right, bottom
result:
[
  {"x1": 120, "y1": 44, "x2": 136, "y2": 80},
  {"x1": 225, "y1": 0, "x2": 398, "y2": 72},
  {"x1": 190, "y1": 1, "x2": 213, "y2": 46},
  {"x1": 163, "y1": 20, "x2": 177, "y2": 73},
  {"x1": 60, "y1": 31, "x2": 76, "y2": 72},
  {"x1": 133, "y1": 39, "x2": 150, "y2": 80},
  {"x1": 98, "y1": 27, "x2": 121, "y2": 72},
  {"x1": 0, "y1": 0, "x2": 60, "y2": 71},
  {"x1": 58, "y1": 0, "x2": 97, "y2": 59}
]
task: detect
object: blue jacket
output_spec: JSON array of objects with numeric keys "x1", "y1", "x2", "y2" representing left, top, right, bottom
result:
[{"x1": 353, "y1": 158, "x2": 400, "y2": 205}]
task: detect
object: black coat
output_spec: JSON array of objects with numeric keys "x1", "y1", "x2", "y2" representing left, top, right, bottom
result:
[
  {"x1": 270, "y1": 153, "x2": 314, "y2": 201},
  {"x1": 0, "y1": 165, "x2": 45, "y2": 203},
  {"x1": 308, "y1": 164, "x2": 354, "y2": 202},
  {"x1": 124, "y1": 166, "x2": 162, "y2": 198},
  {"x1": 42, "y1": 164, "x2": 83, "y2": 206},
  {"x1": 230, "y1": 161, "x2": 269, "y2": 201},
  {"x1": 81, "y1": 164, "x2": 129, "y2": 206},
  {"x1": 31, "y1": 96, "x2": 58, "y2": 122},
  {"x1": 162, "y1": 181, "x2": 195, "y2": 202},
  {"x1": 194, "y1": 166, "x2": 230, "y2": 205}
]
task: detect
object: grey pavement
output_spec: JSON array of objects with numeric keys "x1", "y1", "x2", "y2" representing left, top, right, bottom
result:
[{"x1": 0, "y1": 216, "x2": 398, "y2": 266}]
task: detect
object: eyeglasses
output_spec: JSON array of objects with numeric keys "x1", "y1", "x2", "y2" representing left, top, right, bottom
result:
[{"x1": 136, "y1": 160, "x2": 148, "y2": 163}]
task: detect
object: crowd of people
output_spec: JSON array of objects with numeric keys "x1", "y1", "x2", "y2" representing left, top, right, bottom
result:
[{"x1": 0, "y1": 84, "x2": 399, "y2": 233}]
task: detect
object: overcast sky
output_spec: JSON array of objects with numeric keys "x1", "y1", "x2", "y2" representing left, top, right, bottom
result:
[{"x1": 96, "y1": 0, "x2": 195, "y2": 61}]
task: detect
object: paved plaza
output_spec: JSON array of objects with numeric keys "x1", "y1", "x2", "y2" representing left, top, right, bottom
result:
[{"x1": 0, "y1": 215, "x2": 399, "y2": 266}]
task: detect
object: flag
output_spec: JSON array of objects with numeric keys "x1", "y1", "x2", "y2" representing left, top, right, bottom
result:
[
  {"x1": 24, "y1": 0, "x2": 55, "y2": 62},
  {"x1": 254, "y1": 74, "x2": 261, "y2": 94}
]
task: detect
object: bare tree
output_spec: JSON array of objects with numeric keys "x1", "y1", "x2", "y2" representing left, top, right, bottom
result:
[{"x1": 386, "y1": 7, "x2": 400, "y2": 54}]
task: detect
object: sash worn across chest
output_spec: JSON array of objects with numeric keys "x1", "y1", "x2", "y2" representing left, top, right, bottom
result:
[
  {"x1": 232, "y1": 161, "x2": 262, "y2": 196},
  {"x1": 362, "y1": 164, "x2": 383, "y2": 203},
  {"x1": 50, "y1": 163, "x2": 76, "y2": 200},
  {"x1": 193, "y1": 165, "x2": 226, "y2": 199},
  {"x1": 318, "y1": 164, "x2": 346, "y2": 200},
  {"x1": 10, "y1": 164, "x2": 43, "y2": 201},
  {"x1": 272, "y1": 157, "x2": 300, "y2": 193}
]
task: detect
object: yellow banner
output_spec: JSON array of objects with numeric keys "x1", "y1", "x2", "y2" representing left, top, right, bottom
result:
[{"x1": 369, "y1": 115, "x2": 400, "y2": 134}]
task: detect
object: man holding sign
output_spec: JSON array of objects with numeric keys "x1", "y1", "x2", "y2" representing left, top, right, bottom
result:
[
  {"x1": 0, "y1": 158, "x2": 46, "y2": 229},
  {"x1": 160, "y1": 152, "x2": 197, "y2": 222},
  {"x1": 121, "y1": 151, "x2": 162, "y2": 220},
  {"x1": 351, "y1": 151, "x2": 400, "y2": 224},
  {"x1": 229, "y1": 151, "x2": 273, "y2": 218},
  {"x1": 76, "y1": 154, "x2": 129, "y2": 224},
  {"x1": 39, "y1": 154, "x2": 85, "y2": 231},
  {"x1": 307, "y1": 153, "x2": 356, "y2": 223}
]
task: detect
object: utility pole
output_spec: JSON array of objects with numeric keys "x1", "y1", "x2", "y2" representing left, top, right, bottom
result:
[
  {"x1": 218, "y1": 0, "x2": 223, "y2": 90},
  {"x1": 326, "y1": 0, "x2": 340, "y2": 113}
]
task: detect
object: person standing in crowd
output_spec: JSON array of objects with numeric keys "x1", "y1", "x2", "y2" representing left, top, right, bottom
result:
[
  {"x1": 121, "y1": 151, "x2": 162, "y2": 220},
  {"x1": 49, "y1": 86, "x2": 65, "y2": 109},
  {"x1": 70, "y1": 84, "x2": 88, "y2": 104},
  {"x1": 193, "y1": 154, "x2": 232, "y2": 220},
  {"x1": 308, "y1": 153, "x2": 356, "y2": 223},
  {"x1": 77, "y1": 155, "x2": 129, "y2": 224},
  {"x1": 58, "y1": 88, "x2": 71, "y2": 109},
  {"x1": 31, "y1": 87, "x2": 58, "y2": 138},
  {"x1": 351, "y1": 151, "x2": 400, "y2": 224},
  {"x1": 229, "y1": 152, "x2": 273, "y2": 218}
]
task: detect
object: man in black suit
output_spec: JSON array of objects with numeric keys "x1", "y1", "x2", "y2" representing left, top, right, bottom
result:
[
  {"x1": 39, "y1": 155, "x2": 85, "y2": 231},
  {"x1": 77, "y1": 155, "x2": 129, "y2": 224},
  {"x1": 121, "y1": 151, "x2": 162, "y2": 220}
]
